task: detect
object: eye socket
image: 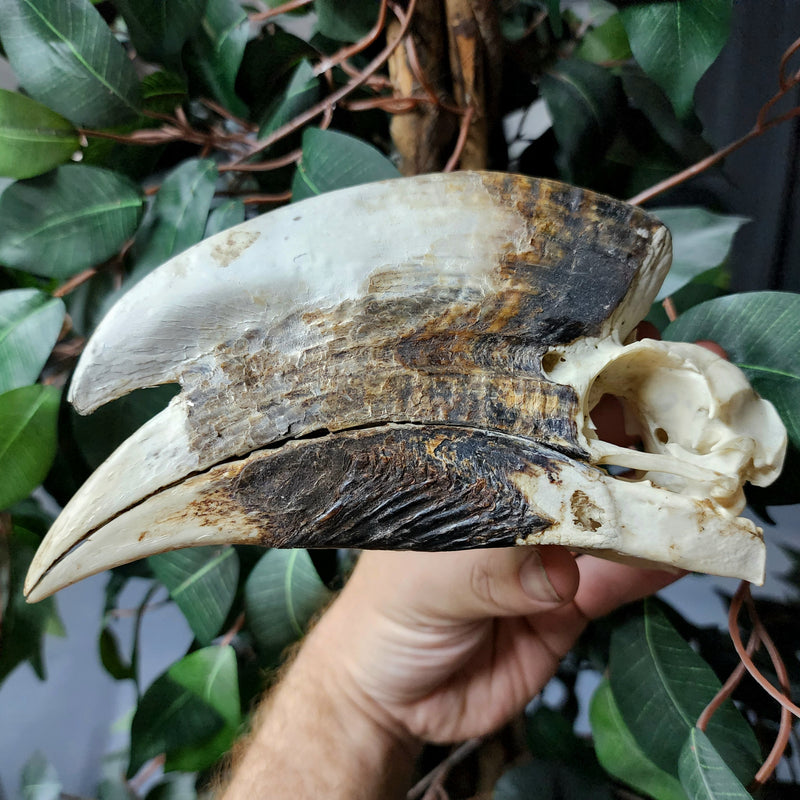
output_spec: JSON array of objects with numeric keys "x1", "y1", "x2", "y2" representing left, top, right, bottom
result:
[{"x1": 589, "y1": 393, "x2": 642, "y2": 449}]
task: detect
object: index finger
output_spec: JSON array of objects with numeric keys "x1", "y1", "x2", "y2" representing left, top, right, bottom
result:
[{"x1": 573, "y1": 555, "x2": 683, "y2": 621}]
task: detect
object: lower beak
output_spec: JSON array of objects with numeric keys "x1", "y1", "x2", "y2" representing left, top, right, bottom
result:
[{"x1": 25, "y1": 421, "x2": 765, "y2": 602}]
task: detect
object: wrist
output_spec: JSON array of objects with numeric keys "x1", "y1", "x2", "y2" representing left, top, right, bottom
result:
[{"x1": 302, "y1": 601, "x2": 423, "y2": 764}]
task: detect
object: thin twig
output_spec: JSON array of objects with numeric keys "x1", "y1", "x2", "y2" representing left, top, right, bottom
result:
[
  {"x1": 661, "y1": 296, "x2": 678, "y2": 322},
  {"x1": 444, "y1": 106, "x2": 475, "y2": 172},
  {"x1": 249, "y1": 0, "x2": 313, "y2": 22},
  {"x1": 108, "y1": 600, "x2": 170, "y2": 619},
  {"x1": 778, "y1": 35, "x2": 800, "y2": 91},
  {"x1": 743, "y1": 591, "x2": 795, "y2": 787},
  {"x1": 219, "y1": 612, "x2": 246, "y2": 648},
  {"x1": 728, "y1": 583, "x2": 800, "y2": 718},
  {"x1": 234, "y1": 0, "x2": 418, "y2": 165},
  {"x1": 200, "y1": 97, "x2": 258, "y2": 131},
  {"x1": 630, "y1": 35, "x2": 800, "y2": 206},
  {"x1": 218, "y1": 149, "x2": 303, "y2": 173},
  {"x1": 697, "y1": 630, "x2": 759, "y2": 731},
  {"x1": 314, "y1": 0, "x2": 389, "y2": 75},
  {"x1": 53, "y1": 268, "x2": 97, "y2": 298},
  {"x1": 241, "y1": 191, "x2": 293, "y2": 205},
  {"x1": 406, "y1": 738, "x2": 483, "y2": 800},
  {"x1": 127, "y1": 755, "x2": 165, "y2": 795}
]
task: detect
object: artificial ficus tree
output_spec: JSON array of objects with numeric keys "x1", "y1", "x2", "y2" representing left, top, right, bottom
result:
[{"x1": 1, "y1": 1, "x2": 800, "y2": 799}]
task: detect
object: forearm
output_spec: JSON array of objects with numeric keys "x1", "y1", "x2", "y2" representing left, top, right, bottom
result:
[{"x1": 221, "y1": 605, "x2": 421, "y2": 800}]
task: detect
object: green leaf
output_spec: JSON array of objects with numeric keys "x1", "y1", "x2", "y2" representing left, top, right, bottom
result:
[
  {"x1": 654, "y1": 208, "x2": 748, "y2": 301},
  {"x1": 0, "y1": 289, "x2": 65, "y2": 394},
  {"x1": 205, "y1": 200, "x2": 245, "y2": 238},
  {"x1": 678, "y1": 729, "x2": 751, "y2": 799},
  {"x1": 129, "y1": 675, "x2": 223, "y2": 777},
  {"x1": 99, "y1": 626, "x2": 135, "y2": 681},
  {"x1": 113, "y1": 0, "x2": 206, "y2": 64},
  {"x1": 620, "y1": 0, "x2": 732, "y2": 119},
  {"x1": 525, "y1": 706, "x2": 604, "y2": 778},
  {"x1": 609, "y1": 599, "x2": 760, "y2": 784},
  {"x1": 245, "y1": 549, "x2": 332, "y2": 660},
  {"x1": 141, "y1": 71, "x2": 189, "y2": 116},
  {"x1": 576, "y1": 14, "x2": 631, "y2": 63},
  {"x1": 20, "y1": 751, "x2": 61, "y2": 800},
  {"x1": 149, "y1": 546, "x2": 239, "y2": 645},
  {"x1": 0, "y1": 165, "x2": 144, "y2": 279},
  {"x1": 128, "y1": 159, "x2": 218, "y2": 284},
  {"x1": 258, "y1": 60, "x2": 320, "y2": 140},
  {"x1": 71, "y1": 384, "x2": 179, "y2": 469},
  {"x1": 646, "y1": 266, "x2": 729, "y2": 331},
  {"x1": 0, "y1": 384, "x2": 61, "y2": 510},
  {"x1": 0, "y1": 90, "x2": 80, "y2": 179},
  {"x1": 494, "y1": 759, "x2": 613, "y2": 800},
  {"x1": 129, "y1": 645, "x2": 240, "y2": 775},
  {"x1": 316, "y1": 0, "x2": 379, "y2": 43},
  {"x1": 590, "y1": 680, "x2": 688, "y2": 800},
  {"x1": 0, "y1": 526, "x2": 60, "y2": 683},
  {"x1": 0, "y1": 521, "x2": 9, "y2": 626},
  {"x1": 238, "y1": 25, "x2": 319, "y2": 120},
  {"x1": 664, "y1": 291, "x2": 800, "y2": 449},
  {"x1": 540, "y1": 57, "x2": 623, "y2": 183},
  {"x1": 167, "y1": 645, "x2": 241, "y2": 771},
  {"x1": 292, "y1": 128, "x2": 400, "y2": 201},
  {"x1": 0, "y1": 0, "x2": 141, "y2": 127},
  {"x1": 619, "y1": 66, "x2": 712, "y2": 165},
  {"x1": 185, "y1": 0, "x2": 249, "y2": 117},
  {"x1": 546, "y1": 0, "x2": 563, "y2": 38}
]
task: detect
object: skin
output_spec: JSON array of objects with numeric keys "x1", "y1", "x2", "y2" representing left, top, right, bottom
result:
[{"x1": 222, "y1": 548, "x2": 680, "y2": 799}]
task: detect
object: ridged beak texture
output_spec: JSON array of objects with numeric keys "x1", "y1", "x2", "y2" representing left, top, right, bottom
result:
[{"x1": 24, "y1": 172, "x2": 786, "y2": 601}]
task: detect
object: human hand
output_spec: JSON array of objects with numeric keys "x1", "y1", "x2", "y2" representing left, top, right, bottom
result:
[{"x1": 310, "y1": 547, "x2": 680, "y2": 746}]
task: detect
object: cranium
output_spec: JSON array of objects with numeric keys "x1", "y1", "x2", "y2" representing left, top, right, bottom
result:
[{"x1": 24, "y1": 172, "x2": 786, "y2": 601}]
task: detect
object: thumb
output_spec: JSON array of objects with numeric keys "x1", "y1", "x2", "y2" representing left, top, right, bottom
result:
[
  {"x1": 450, "y1": 546, "x2": 580, "y2": 620},
  {"x1": 357, "y1": 546, "x2": 580, "y2": 625}
]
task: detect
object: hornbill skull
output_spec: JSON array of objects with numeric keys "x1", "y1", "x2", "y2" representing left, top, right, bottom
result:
[{"x1": 25, "y1": 173, "x2": 786, "y2": 601}]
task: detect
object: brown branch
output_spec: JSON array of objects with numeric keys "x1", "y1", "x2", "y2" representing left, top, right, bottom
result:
[
  {"x1": 249, "y1": 0, "x2": 313, "y2": 22},
  {"x1": 743, "y1": 591, "x2": 795, "y2": 788},
  {"x1": 406, "y1": 738, "x2": 483, "y2": 800},
  {"x1": 778, "y1": 35, "x2": 800, "y2": 90},
  {"x1": 342, "y1": 96, "x2": 427, "y2": 113},
  {"x1": 726, "y1": 582, "x2": 800, "y2": 790},
  {"x1": 314, "y1": 0, "x2": 389, "y2": 76},
  {"x1": 53, "y1": 268, "x2": 97, "y2": 298},
  {"x1": 219, "y1": 612, "x2": 246, "y2": 648},
  {"x1": 200, "y1": 97, "x2": 258, "y2": 131},
  {"x1": 444, "y1": 105, "x2": 475, "y2": 171},
  {"x1": 241, "y1": 191, "x2": 293, "y2": 205},
  {"x1": 108, "y1": 599, "x2": 170, "y2": 619},
  {"x1": 127, "y1": 755, "x2": 165, "y2": 795},
  {"x1": 728, "y1": 583, "x2": 800, "y2": 717},
  {"x1": 234, "y1": 0, "x2": 418, "y2": 165},
  {"x1": 630, "y1": 35, "x2": 800, "y2": 206},
  {"x1": 661, "y1": 297, "x2": 678, "y2": 323},
  {"x1": 696, "y1": 630, "x2": 759, "y2": 732},
  {"x1": 218, "y1": 149, "x2": 302, "y2": 173}
]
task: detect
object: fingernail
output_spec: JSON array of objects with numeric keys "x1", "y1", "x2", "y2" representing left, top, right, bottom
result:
[{"x1": 519, "y1": 551, "x2": 562, "y2": 603}]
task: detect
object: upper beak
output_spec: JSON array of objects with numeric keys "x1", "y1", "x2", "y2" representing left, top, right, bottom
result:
[{"x1": 24, "y1": 172, "x2": 774, "y2": 601}]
